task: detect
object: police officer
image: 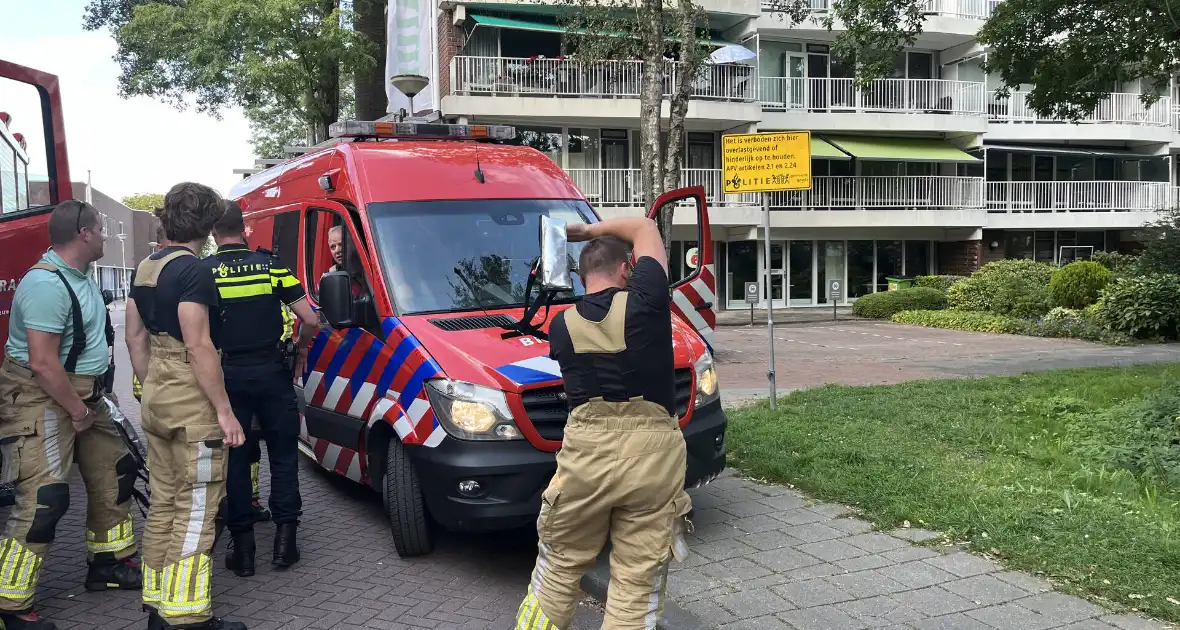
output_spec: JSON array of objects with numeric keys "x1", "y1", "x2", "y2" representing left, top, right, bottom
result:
[
  {"x1": 514, "y1": 217, "x2": 693, "y2": 630},
  {"x1": 204, "y1": 201, "x2": 316, "y2": 577},
  {"x1": 0, "y1": 200, "x2": 144, "y2": 630},
  {"x1": 125, "y1": 183, "x2": 246, "y2": 630}
]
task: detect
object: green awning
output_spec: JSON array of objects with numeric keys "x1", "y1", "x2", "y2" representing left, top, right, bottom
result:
[
  {"x1": 811, "y1": 137, "x2": 850, "y2": 160},
  {"x1": 468, "y1": 13, "x2": 734, "y2": 47},
  {"x1": 822, "y1": 135, "x2": 981, "y2": 163}
]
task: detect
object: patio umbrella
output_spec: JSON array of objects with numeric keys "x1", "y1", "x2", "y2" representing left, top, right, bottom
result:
[{"x1": 709, "y1": 44, "x2": 756, "y2": 64}]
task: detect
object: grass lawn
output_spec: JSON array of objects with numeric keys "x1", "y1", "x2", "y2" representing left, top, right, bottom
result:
[{"x1": 727, "y1": 363, "x2": 1180, "y2": 623}]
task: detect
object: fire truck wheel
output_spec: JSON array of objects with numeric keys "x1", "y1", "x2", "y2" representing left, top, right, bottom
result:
[{"x1": 383, "y1": 439, "x2": 434, "y2": 557}]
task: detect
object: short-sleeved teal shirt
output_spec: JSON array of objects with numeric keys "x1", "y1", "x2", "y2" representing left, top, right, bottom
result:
[{"x1": 4, "y1": 249, "x2": 110, "y2": 376}]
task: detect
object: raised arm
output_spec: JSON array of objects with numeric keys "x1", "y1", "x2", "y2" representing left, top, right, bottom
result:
[{"x1": 567, "y1": 216, "x2": 667, "y2": 275}]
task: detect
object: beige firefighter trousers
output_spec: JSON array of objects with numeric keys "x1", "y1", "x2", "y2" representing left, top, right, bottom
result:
[
  {"x1": 516, "y1": 399, "x2": 694, "y2": 630},
  {"x1": 139, "y1": 334, "x2": 228, "y2": 625},
  {"x1": 0, "y1": 356, "x2": 138, "y2": 612}
]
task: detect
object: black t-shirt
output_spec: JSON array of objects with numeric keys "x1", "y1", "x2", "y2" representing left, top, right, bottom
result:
[
  {"x1": 130, "y1": 246, "x2": 221, "y2": 346},
  {"x1": 548, "y1": 256, "x2": 676, "y2": 416}
]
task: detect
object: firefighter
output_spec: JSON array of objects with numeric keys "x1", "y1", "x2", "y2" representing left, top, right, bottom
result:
[
  {"x1": 204, "y1": 201, "x2": 316, "y2": 577},
  {"x1": 125, "y1": 183, "x2": 246, "y2": 630},
  {"x1": 514, "y1": 217, "x2": 693, "y2": 630},
  {"x1": 0, "y1": 200, "x2": 143, "y2": 630}
]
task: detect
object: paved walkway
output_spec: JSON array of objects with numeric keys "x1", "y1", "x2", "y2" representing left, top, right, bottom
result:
[{"x1": 672, "y1": 470, "x2": 1171, "y2": 629}]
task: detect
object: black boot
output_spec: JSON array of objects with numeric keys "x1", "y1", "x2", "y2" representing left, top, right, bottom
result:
[
  {"x1": 0, "y1": 608, "x2": 57, "y2": 629},
  {"x1": 272, "y1": 523, "x2": 300, "y2": 568},
  {"x1": 144, "y1": 605, "x2": 164, "y2": 630},
  {"x1": 159, "y1": 617, "x2": 247, "y2": 629},
  {"x1": 85, "y1": 556, "x2": 143, "y2": 591},
  {"x1": 225, "y1": 531, "x2": 255, "y2": 577}
]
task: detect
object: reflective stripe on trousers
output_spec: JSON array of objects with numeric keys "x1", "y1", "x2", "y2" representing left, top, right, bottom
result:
[
  {"x1": 158, "y1": 554, "x2": 212, "y2": 618},
  {"x1": 86, "y1": 513, "x2": 136, "y2": 555},
  {"x1": 0, "y1": 539, "x2": 42, "y2": 602}
]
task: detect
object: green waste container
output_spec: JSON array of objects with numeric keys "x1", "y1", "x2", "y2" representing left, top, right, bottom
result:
[{"x1": 887, "y1": 277, "x2": 915, "y2": 291}]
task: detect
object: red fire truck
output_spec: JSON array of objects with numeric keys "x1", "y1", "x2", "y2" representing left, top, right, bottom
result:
[{"x1": 230, "y1": 120, "x2": 728, "y2": 557}]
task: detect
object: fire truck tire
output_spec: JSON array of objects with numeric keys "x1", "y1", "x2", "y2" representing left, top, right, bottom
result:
[{"x1": 383, "y1": 440, "x2": 434, "y2": 557}]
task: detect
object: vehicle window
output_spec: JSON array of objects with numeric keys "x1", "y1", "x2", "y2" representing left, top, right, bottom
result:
[
  {"x1": 305, "y1": 206, "x2": 380, "y2": 327},
  {"x1": 367, "y1": 199, "x2": 597, "y2": 315},
  {"x1": 272, "y1": 210, "x2": 300, "y2": 274}
]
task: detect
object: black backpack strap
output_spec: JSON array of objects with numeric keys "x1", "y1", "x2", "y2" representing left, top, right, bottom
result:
[{"x1": 26, "y1": 263, "x2": 86, "y2": 374}]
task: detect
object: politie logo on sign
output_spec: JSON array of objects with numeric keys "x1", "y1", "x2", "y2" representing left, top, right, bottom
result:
[{"x1": 721, "y1": 132, "x2": 812, "y2": 194}]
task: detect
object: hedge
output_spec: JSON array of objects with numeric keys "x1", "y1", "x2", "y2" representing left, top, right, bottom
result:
[
  {"x1": 850, "y1": 287, "x2": 948, "y2": 319},
  {"x1": 914, "y1": 275, "x2": 966, "y2": 292}
]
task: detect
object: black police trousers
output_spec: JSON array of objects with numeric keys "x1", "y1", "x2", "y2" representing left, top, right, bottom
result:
[{"x1": 223, "y1": 358, "x2": 302, "y2": 534}]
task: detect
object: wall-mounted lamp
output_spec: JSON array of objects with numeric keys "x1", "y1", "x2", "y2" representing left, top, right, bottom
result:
[{"x1": 989, "y1": 241, "x2": 999, "y2": 251}]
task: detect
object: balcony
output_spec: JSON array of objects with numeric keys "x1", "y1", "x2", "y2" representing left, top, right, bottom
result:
[
  {"x1": 565, "y1": 168, "x2": 758, "y2": 208},
  {"x1": 758, "y1": 0, "x2": 994, "y2": 47},
  {"x1": 444, "y1": 56, "x2": 761, "y2": 127},
  {"x1": 758, "y1": 77, "x2": 988, "y2": 134},
  {"x1": 986, "y1": 181, "x2": 1171, "y2": 229},
  {"x1": 776, "y1": 0, "x2": 998, "y2": 18},
  {"x1": 987, "y1": 91, "x2": 1171, "y2": 143}
]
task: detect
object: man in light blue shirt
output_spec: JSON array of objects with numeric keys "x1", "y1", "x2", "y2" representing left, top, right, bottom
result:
[{"x1": 0, "y1": 200, "x2": 142, "y2": 630}]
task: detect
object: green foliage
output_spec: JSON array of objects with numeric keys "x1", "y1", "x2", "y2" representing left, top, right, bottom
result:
[
  {"x1": 1061, "y1": 384, "x2": 1180, "y2": 487},
  {"x1": 1097, "y1": 274, "x2": 1180, "y2": 340},
  {"x1": 1049, "y1": 261, "x2": 1112, "y2": 309},
  {"x1": 892, "y1": 310, "x2": 1030, "y2": 334},
  {"x1": 84, "y1": 0, "x2": 376, "y2": 145},
  {"x1": 1093, "y1": 251, "x2": 1138, "y2": 277},
  {"x1": 947, "y1": 259, "x2": 1054, "y2": 318},
  {"x1": 977, "y1": 0, "x2": 1174, "y2": 122},
  {"x1": 850, "y1": 287, "x2": 947, "y2": 319},
  {"x1": 120, "y1": 193, "x2": 164, "y2": 213},
  {"x1": 914, "y1": 275, "x2": 965, "y2": 292},
  {"x1": 1131, "y1": 209, "x2": 1180, "y2": 276}
]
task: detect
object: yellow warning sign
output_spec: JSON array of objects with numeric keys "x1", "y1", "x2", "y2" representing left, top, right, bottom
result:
[{"x1": 721, "y1": 131, "x2": 812, "y2": 193}]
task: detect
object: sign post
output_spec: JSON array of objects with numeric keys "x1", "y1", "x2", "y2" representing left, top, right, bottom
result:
[
  {"x1": 744, "y1": 281, "x2": 759, "y2": 326},
  {"x1": 722, "y1": 131, "x2": 812, "y2": 409},
  {"x1": 829, "y1": 279, "x2": 842, "y2": 321}
]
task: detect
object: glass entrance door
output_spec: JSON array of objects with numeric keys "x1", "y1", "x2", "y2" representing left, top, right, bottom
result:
[
  {"x1": 788, "y1": 240, "x2": 814, "y2": 306},
  {"x1": 725, "y1": 241, "x2": 759, "y2": 309}
]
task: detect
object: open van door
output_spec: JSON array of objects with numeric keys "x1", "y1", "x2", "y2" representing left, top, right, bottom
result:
[{"x1": 648, "y1": 186, "x2": 716, "y2": 351}]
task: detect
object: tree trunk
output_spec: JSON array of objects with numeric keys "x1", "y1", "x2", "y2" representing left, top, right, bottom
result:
[
  {"x1": 354, "y1": 0, "x2": 388, "y2": 120},
  {"x1": 658, "y1": 0, "x2": 702, "y2": 249},
  {"x1": 638, "y1": 0, "x2": 666, "y2": 216}
]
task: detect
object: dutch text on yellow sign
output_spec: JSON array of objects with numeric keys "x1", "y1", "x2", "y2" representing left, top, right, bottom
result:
[{"x1": 721, "y1": 131, "x2": 812, "y2": 193}]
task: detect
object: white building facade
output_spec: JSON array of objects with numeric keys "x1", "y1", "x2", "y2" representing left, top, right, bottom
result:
[{"x1": 398, "y1": 0, "x2": 1177, "y2": 310}]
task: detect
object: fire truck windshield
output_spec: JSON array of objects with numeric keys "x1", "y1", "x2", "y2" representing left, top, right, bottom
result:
[{"x1": 368, "y1": 198, "x2": 599, "y2": 315}]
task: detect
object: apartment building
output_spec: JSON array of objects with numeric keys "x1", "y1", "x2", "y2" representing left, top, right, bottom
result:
[{"x1": 394, "y1": 0, "x2": 1177, "y2": 310}]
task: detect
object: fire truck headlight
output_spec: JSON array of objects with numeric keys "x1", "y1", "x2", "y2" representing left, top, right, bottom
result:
[
  {"x1": 426, "y1": 379, "x2": 523, "y2": 441},
  {"x1": 694, "y1": 352, "x2": 719, "y2": 409}
]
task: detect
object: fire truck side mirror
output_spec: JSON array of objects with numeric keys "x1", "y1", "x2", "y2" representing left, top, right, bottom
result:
[
  {"x1": 319, "y1": 271, "x2": 357, "y2": 329},
  {"x1": 538, "y1": 215, "x2": 573, "y2": 292}
]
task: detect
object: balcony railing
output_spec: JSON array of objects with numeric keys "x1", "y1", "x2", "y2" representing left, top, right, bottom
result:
[
  {"x1": 565, "y1": 168, "x2": 759, "y2": 207},
  {"x1": 987, "y1": 91, "x2": 1171, "y2": 127},
  {"x1": 760, "y1": 77, "x2": 986, "y2": 115},
  {"x1": 986, "y1": 181, "x2": 1173, "y2": 213},
  {"x1": 451, "y1": 56, "x2": 757, "y2": 101},
  {"x1": 762, "y1": 0, "x2": 999, "y2": 18},
  {"x1": 765, "y1": 176, "x2": 984, "y2": 209}
]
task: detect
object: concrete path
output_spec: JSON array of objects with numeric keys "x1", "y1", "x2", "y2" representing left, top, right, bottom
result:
[{"x1": 668, "y1": 471, "x2": 1171, "y2": 630}]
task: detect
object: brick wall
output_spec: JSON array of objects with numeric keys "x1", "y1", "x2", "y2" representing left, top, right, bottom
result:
[
  {"x1": 937, "y1": 240, "x2": 982, "y2": 276},
  {"x1": 436, "y1": 10, "x2": 462, "y2": 104}
]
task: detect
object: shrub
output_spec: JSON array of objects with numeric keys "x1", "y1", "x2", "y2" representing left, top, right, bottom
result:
[
  {"x1": 850, "y1": 287, "x2": 948, "y2": 319},
  {"x1": 947, "y1": 259, "x2": 1054, "y2": 318},
  {"x1": 1131, "y1": 209, "x2": 1180, "y2": 276},
  {"x1": 1043, "y1": 307, "x2": 1081, "y2": 324},
  {"x1": 914, "y1": 275, "x2": 966, "y2": 292},
  {"x1": 1049, "y1": 261, "x2": 1113, "y2": 309},
  {"x1": 1093, "y1": 251, "x2": 1138, "y2": 277},
  {"x1": 1097, "y1": 274, "x2": 1180, "y2": 340},
  {"x1": 892, "y1": 310, "x2": 1032, "y2": 334}
]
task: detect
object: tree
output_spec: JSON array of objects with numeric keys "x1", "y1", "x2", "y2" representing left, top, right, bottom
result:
[
  {"x1": 83, "y1": 0, "x2": 376, "y2": 146},
  {"x1": 121, "y1": 193, "x2": 164, "y2": 213},
  {"x1": 557, "y1": 0, "x2": 931, "y2": 245},
  {"x1": 1132, "y1": 209, "x2": 1180, "y2": 276},
  {"x1": 977, "y1": 0, "x2": 1175, "y2": 120},
  {"x1": 246, "y1": 84, "x2": 355, "y2": 159}
]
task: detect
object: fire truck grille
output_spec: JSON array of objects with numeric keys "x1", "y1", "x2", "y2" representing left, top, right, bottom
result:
[
  {"x1": 520, "y1": 368, "x2": 694, "y2": 442},
  {"x1": 429, "y1": 314, "x2": 518, "y2": 331}
]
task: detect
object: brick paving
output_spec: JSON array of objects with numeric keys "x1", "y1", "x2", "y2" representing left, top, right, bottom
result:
[
  {"x1": 7, "y1": 313, "x2": 606, "y2": 630},
  {"x1": 673, "y1": 471, "x2": 1174, "y2": 630}
]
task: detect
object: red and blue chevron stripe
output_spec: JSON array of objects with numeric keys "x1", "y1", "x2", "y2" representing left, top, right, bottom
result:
[{"x1": 301, "y1": 316, "x2": 444, "y2": 483}]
